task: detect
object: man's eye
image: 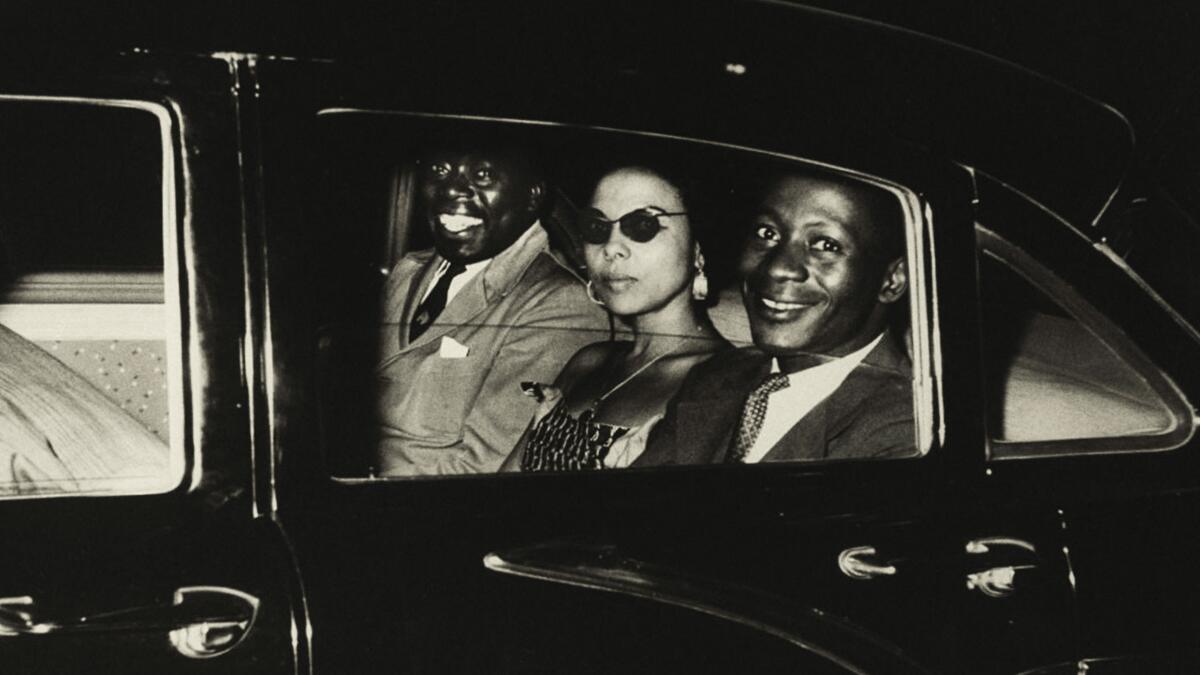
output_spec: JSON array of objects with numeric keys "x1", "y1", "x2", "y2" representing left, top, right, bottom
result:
[
  {"x1": 811, "y1": 237, "x2": 843, "y2": 254},
  {"x1": 474, "y1": 169, "x2": 495, "y2": 184},
  {"x1": 428, "y1": 162, "x2": 452, "y2": 178},
  {"x1": 753, "y1": 224, "x2": 779, "y2": 241}
]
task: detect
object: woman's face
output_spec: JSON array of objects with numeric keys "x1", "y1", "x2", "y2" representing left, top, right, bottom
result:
[{"x1": 584, "y1": 168, "x2": 693, "y2": 318}]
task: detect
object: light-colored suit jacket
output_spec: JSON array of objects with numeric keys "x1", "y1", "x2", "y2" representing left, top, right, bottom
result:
[{"x1": 376, "y1": 225, "x2": 610, "y2": 475}]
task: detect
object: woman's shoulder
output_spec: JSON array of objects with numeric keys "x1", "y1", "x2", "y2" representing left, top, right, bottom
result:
[
  {"x1": 556, "y1": 340, "x2": 629, "y2": 385},
  {"x1": 663, "y1": 333, "x2": 733, "y2": 366}
]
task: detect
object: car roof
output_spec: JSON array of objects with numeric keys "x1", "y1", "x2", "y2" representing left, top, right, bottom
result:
[{"x1": 5, "y1": 0, "x2": 1182, "y2": 230}]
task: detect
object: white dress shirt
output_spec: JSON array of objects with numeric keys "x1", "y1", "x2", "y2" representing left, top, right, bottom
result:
[
  {"x1": 744, "y1": 333, "x2": 884, "y2": 463},
  {"x1": 419, "y1": 258, "x2": 489, "y2": 306}
]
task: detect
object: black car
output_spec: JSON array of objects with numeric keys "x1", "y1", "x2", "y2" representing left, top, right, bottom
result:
[{"x1": 0, "y1": 1, "x2": 1198, "y2": 673}]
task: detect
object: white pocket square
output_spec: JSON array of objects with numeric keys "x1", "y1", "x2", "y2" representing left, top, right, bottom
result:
[{"x1": 439, "y1": 336, "x2": 470, "y2": 358}]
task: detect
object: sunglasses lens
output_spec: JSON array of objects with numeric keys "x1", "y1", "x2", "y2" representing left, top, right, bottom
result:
[
  {"x1": 622, "y1": 213, "x2": 663, "y2": 243},
  {"x1": 578, "y1": 214, "x2": 612, "y2": 245}
]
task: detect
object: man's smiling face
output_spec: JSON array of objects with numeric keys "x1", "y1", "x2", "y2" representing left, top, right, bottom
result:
[
  {"x1": 420, "y1": 151, "x2": 543, "y2": 264},
  {"x1": 739, "y1": 174, "x2": 905, "y2": 361}
]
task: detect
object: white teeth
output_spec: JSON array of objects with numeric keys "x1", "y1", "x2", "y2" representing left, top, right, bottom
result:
[
  {"x1": 762, "y1": 297, "x2": 807, "y2": 310},
  {"x1": 437, "y1": 214, "x2": 484, "y2": 232}
]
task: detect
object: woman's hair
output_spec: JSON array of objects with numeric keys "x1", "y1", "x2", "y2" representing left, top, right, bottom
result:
[{"x1": 590, "y1": 155, "x2": 705, "y2": 230}]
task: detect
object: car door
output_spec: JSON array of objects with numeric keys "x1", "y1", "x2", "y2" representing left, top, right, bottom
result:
[
  {"x1": 0, "y1": 52, "x2": 300, "y2": 673},
  {"x1": 249, "y1": 23, "x2": 1077, "y2": 671},
  {"x1": 966, "y1": 178, "x2": 1200, "y2": 673}
]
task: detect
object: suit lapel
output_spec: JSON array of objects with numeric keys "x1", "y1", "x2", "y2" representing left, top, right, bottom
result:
[
  {"x1": 677, "y1": 353, "x2": 770, "y2": 463},
  {"x1": 397, "y1": 254, "x2": 445, "y2": 351},
  {"x1": 406, "y1": 271, "x2": 488, "y2": 351},
  {"x1": 676, "y1": 398, "x2": 742, "y2": 464},
  {"x1": 398, "y1": 225, "x2": 551, "y2": 354}
]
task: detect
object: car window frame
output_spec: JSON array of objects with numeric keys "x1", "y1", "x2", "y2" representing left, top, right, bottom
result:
[{"x1": 313, "y1": 109, "x2": 942, "y2": 483}]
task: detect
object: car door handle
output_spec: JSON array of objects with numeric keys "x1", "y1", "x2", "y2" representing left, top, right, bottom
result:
[
  {"x1": 964, "y1": 536, "x2": 1037, "y2": 556},
  {"x1": 0, "y1": 586, "x2": 259, "y2": 658},
  {"x1": 838, "y1": 546, "x2": 897, "y2": 580},
  {"x1": 964, "y1": 537, "x2": 1038, "y2": 599}
]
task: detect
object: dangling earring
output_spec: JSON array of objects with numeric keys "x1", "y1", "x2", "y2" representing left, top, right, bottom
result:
[
  {"x1": 691, "y1": 244, "x2": 709, "y2": 301},
  {"x1": 586, "y1": 279, "x2": 606, "y2": 306}
]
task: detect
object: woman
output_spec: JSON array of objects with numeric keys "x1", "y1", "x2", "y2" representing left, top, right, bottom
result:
[{"x1": 502, "y1": 165, "x2": 729, "y2": 471}]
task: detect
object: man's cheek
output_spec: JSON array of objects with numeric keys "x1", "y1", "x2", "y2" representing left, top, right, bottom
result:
[{"x1": 737, "y1": 253, "x2": 762, "y2": 278}]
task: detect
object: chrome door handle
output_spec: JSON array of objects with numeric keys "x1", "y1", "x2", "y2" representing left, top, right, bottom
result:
[
  {"x1": 964, "y1": 536, "x2": 1038, "y2": 599},
  {"x1": 964, "y1": 536, "x2": 1037, "y2": 555},
  {"x1": 0, "y1": 586, "x2": 259, "y2": 658},
  {"x1": 965, "y1": 564, "x2": 1037, "y2": 598},
  {"x1": 838, "y1": 546, "x2": 897, "y2": 580},
  {"x1": 0, "y1": 597, "x2": 47, "y2": 635}
]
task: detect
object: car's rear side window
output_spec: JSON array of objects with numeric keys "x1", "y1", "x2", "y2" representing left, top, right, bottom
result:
[
  {"x1": 0, "y1": 98, "x2": 185, "y2": 497},
  {"x1": 977, "y1": 226, "x2": 1192, "y2": 458}
]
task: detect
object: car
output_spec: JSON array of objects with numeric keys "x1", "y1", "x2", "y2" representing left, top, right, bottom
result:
[{"x1": 0, "y1": 1, "x2": 1198, "y2": 673}]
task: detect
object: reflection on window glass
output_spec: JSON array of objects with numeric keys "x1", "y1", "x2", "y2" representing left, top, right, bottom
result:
[
  {"x1": 0, "y1": 100, "x2": 179, "y2": 497},
  {"x1": 315, "y1": 115, "x2": 925, "y2": 479},
  {"x1": 979, "y1": 249, "x2": 1181, "y2": 453}
]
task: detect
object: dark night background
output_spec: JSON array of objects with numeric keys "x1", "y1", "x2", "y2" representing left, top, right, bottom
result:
[{"x1": 2, "y1": 1, "x2": 1197, "y2": 123}]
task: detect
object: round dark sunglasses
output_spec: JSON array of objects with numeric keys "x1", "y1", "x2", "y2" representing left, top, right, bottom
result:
[{"x1": 577, "y1": 208, "x2": 688, "y2": 245}]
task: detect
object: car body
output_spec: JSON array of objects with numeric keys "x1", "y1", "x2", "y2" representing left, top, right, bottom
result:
[{"x1": 0, "y1": 1, "x2": 1197, "y2": 673}]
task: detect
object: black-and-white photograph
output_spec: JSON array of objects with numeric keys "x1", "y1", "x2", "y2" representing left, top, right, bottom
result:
[{"x1": 1, "y1": 1, "x2": 1198, "y2": 672}]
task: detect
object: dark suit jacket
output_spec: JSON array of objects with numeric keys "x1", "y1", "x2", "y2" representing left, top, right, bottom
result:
[{"x1": 634, "y1": 333, "x2": 916, "y2": 465}]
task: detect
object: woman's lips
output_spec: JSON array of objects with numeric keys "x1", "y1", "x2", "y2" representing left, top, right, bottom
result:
[{"x1": 599, "y1": 276, "x2": 637, "y2": 292}]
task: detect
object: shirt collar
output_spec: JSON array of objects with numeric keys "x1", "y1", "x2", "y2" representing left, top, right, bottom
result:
[
  {"x1": 770, "y1": 332, "x2": 885, "y2": 380},
  {"x1": 433, "y1": 257, "x2": 489, "y2": 277},
  {"x1": 430, "y1": 221, "x2": 549, "y2": 301}
]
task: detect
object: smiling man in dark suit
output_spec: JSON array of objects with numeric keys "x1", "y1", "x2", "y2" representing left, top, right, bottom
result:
[
  {"x1": 376, "y1": 144, "x2": 609, "y2": 476},
  {"x1": 635, "y1": 171, "x2": 915, "y2": 466}
]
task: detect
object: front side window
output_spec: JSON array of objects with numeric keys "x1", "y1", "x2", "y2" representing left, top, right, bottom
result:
[
  {"x1": 314, "y1": 114, "x2": 932, "y2": 479},
  {"x1": 0, "y1": 98, "x2": 185, "y2": 496},
  {"x1": 977, "y1": 226, "x2": 1191, "y2": 458}
]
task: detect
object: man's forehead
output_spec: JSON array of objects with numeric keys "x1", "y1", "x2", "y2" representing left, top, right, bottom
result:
[{"x1": 761, "y1": 174, "x2": 896, "y2": 241}]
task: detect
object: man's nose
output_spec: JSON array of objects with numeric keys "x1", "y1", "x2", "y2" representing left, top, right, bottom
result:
[
  {"x1": 763, "y1": 243, "x2": 809, "y2": 282},
  {"x1": 442, "y1": 170, "x2": 474, "y2": 199}
]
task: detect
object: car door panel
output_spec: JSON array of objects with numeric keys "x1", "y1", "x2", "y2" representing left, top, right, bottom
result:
[
  {"x1": 283, "y1": 467, "x2": 945, "y2": 673},
  {"x1": 0, "y1": 53, "x2": 299, "y2": 673},
  {"x1": 973, "y1": 179, "x2": 1200, "y2": 672}
]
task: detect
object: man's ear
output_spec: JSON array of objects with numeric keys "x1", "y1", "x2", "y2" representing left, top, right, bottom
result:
[
  {"x1": 526, "y1": 181, "x2": 546, "y2": 215},
  {"x1": 878, "y1": 257, "x2": 908, "y2": 304}
]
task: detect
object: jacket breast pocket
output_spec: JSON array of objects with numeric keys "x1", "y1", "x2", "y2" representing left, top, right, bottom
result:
[{"x1": 377, "y1": 350, "x2": 482, "y2": 442}]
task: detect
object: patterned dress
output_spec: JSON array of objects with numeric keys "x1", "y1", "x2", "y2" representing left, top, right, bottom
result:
[{"x1": 519, "y1": 402, "x2": 630, "y2": 472}]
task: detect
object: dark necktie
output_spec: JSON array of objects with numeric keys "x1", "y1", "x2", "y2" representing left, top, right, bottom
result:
[
  {"x1": 726, "y1": 372, "x2": 791, "y2": 463},
  {"x1": 409, "y1": 262, "x2": 467, "y2": 343}
]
